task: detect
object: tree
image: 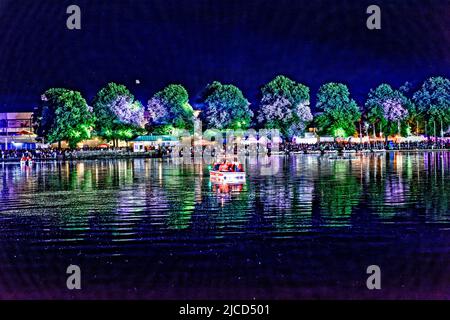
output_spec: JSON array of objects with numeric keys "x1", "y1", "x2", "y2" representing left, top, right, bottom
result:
[
  {"x1": 365, "y1": 84, "x2": 415, "y2": 138},
  {"x1": 315, "y1": 83, "x2": 361, "y2": 137},
  {"x1": 413, "y1": 76, "x2": 450, "y2": 138},
  {"x1": 146, "y1": 84, "x2": 194, "y2": 133},
  {"x1": 110, "y1": 95, "x2": 146, "y2": 140},
  {"x1": 202, "y1": 81, "x2": 253, "y2": 130},
  {"x1": 383, "y1": 98, "x2": 409, "y2": 136},
  {"x1": 92, "y1": 83, "x2": 145, "y2": 144},
  {"x1": 34, "y1": 88, "x2": 94, "y2": 148},
  {"x1": 257, "y1": 75, "x2": 311, "y2": 138},
  {"x1": 146, "y1": 96, "x2": 172, "y2": 134}
]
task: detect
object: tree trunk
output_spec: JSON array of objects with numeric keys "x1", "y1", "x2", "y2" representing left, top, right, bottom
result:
[
  {"x1": 58, "y1": 141, "x2": 61, "y2": 149},
  {"x1": 434, "y1": 120, "x2": 436, "y2": 141}
]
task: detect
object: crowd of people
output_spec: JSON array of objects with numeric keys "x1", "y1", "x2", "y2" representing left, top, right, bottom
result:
[
  {"x1": 212, "y1": 161, "x2": 244, "y2": 172},
  {"x1": 1, "y1": 140, "x2": 450, "y2": 162},
  {"x1": 283, "y1": 141, "x2": 450, "y2": 153},
  {"x1": 0, "y1": 148, "x2": 65, "y2": 161}
]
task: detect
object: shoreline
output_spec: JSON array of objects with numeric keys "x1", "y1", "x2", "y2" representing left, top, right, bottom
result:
[
  {"x1": 288, "y1": 148, "x2": 449, "y2": 154},
  {"x1": 1, "y1": 148, "x2": 449, "y2": 164}
]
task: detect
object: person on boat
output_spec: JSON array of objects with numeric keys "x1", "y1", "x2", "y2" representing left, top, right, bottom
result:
[
  {"x1": 213, "y1": 160, "x2": 244, "y2": 172},
  {"x1": 219, "y1": 162, "x2": 229, "y2": 171}
]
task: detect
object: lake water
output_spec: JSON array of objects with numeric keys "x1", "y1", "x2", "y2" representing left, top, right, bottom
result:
[{"x1": 0, "y1": 152, "x2": 450, "y2": 299}]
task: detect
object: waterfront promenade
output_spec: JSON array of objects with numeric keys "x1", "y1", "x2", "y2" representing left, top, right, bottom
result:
[{"x1": 1, "y1": 141, "x2": 450, "y2": 163}]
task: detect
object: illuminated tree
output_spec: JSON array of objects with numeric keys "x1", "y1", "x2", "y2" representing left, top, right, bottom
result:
[
  {"x1": 201, "y1": 81, "x2": 252, "y2": 130},
  {"x1": 34, "y1": 88, "x2": 94, "y2": 148},
  {"x1": 146, "y1": 96, "x2": 172, "y2": 134},
  {"x1": 413, "y1": 76, "x2": 450, "y2": 138},
  {"x1": 383, "y1": 98, "x2": 409, "y2": 135},
  {"x1": 146, "y1": 84, "x2": 194, "y2": 133},
  {"x1": 257, "y1": 75, "x2": 311, "y2": 138},
  {"x1": 92, "y1": 82, "x2": 145, "y2": 144},
  {"x1": 111, "y1": 96, "x2": 145, "y2": 127},
  {"x1": 365, "y1": 84, "x2": 414, "y2": 137},
  {"x1": 315, "y1": 82, "x2": 361, "y2": 137}
]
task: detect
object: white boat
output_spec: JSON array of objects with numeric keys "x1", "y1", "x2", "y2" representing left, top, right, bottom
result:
[
  {"x1": 210, "y1": 171, "x2": 246, "y2": 184},
  {"x1": 210, "y1": 162, "x2": 246, "y2": 184}
]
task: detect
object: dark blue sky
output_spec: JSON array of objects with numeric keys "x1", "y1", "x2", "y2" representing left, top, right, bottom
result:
[{"x1": 0, "y1": 0, "x2": 449, "y2": 112}]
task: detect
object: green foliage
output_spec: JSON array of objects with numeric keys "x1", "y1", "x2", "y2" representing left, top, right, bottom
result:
[
  {"x1": 202, "y1": 81, "x2": 253, "y2": 130},
  {"x1": 413, "y1": 76, "x2": 450, "y2": 135},
  {"x1": 315, "y1": 82, "x2": 361, "y2": 137},
  {"x1": 152, "y1": 124, "x2": 175, "y2": 135},
  {"x1": 257, "y1": 75, "x2": 311, "y2": 138},
  {"x1": 92, "y1": 82, "x2": 145, "y2": 141},
  {"x1": 261, "y1": 75, "x2": 309, "y2": 106},
  {"x1": 34, "y1": 88, "x2": 94, "y2": 148},
  {"x1": 365, "y1": 83, "x2": 415, "y2": 136},
  {"x1": 150, "y1": 84, "x2": 194, "y2": 131}
]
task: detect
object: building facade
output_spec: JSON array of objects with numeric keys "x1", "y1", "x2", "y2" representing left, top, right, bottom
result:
[
  {"x1": 0, "y1": 112, "x2": 36, "y2": 150},
  {"x1": 0, "y1": 112, "x2": 33, "y2": 135}
]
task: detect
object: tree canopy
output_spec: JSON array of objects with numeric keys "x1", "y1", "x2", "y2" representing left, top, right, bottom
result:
[
  {"x1": 201, "y1": 81, "x2": 253, "y2": 130},
  {"x1": 257, "y1": 75, "x2": 312, "y2": 138},
  {"x1": 33, "y1": 75, "x2": 450, "y2": 148},
  {"x1": 365, "y1": 83, "x2": 415, "y2": 136},
  {"x1": 92, "y1": 82, "x2": 145, "y2": 142},
  {"x1": 413, "y1": 76, "x2": 450, "y2": 136},
  {"x1": 146, "y1": 84, "x2": 194, "y2": 133},
  {"x1": 315, "y1": 82, "x2": 361, "y2": 137},
  {"x1": 34, "y1": 88, "x2": 94, "y2": 148}
]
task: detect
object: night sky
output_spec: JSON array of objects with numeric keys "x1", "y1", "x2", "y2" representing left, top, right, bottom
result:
[{"x1": 0, "y1": 0, "x2": 449, "y2": 112}]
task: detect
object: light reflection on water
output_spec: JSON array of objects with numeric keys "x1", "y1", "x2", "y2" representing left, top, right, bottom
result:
[{"x1": 0, "y1": 152, "x2": 450, "y2": 299}]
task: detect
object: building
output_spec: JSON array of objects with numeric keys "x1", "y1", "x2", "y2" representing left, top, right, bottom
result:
[
  {"x1": 131, "y1": 135, "x2": 179, "y2": 152},
  {"x1": 0, "y1": 112, "x2": 33, "y2": 135},
  {"x1": 0, "y1": 112, "x2": 36, "y2": 150}
]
